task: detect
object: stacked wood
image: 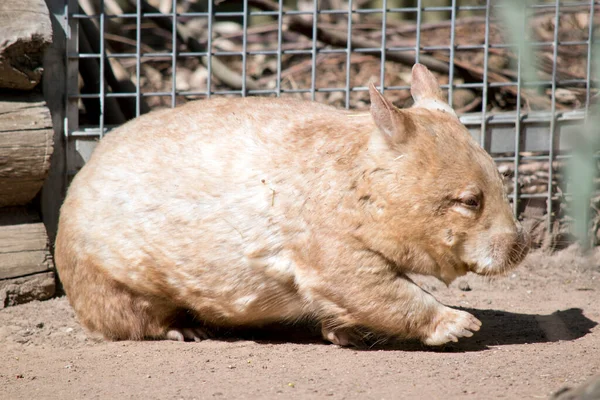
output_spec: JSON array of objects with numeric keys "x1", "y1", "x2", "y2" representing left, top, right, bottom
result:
[
  {"x1": 0, "y1": 0, "x2": 52, "y2": 90},
  {"x1": 0, "y1": 93, "x2": 54, "y2": 207},
  {"x1": 498, "y1": 160, "x2": 579, "y2": 196},
  {"x1": 0, "y1": 0, "x2": 56, "y2": 307},
  {"x1": 0, "y1": 0, "x2": 54, "y2": 205},
  {"x1": 499, "y1": 159, "x2": 600, "y2": 196},
  {"x1": 0, "y1": 207, "x2": 54, "y2": 308}
]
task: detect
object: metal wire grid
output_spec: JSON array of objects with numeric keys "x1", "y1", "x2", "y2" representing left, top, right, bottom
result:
[{"x1": 66, "y1": 1, "x2": 598, "y2": 229}]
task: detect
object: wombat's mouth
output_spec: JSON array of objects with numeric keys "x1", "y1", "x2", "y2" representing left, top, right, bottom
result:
[
  {"x1": 468, "y1": 242, "x2": 530, "y2": 277},
  {"x1": 465, "y1": 227, "x2": 531, "y2": 278}
]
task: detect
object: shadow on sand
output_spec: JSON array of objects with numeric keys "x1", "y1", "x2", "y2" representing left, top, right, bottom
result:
[{"x1": 199, "y1": 307, "x2": 597, "y2": 352}]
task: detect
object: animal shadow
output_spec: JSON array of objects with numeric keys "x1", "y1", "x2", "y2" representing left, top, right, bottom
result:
[
  {"x1": 203, "y1": 308, "x2": 597, "y2": 352},
  {"x1": 381, "y1": 307, "x2": 597, "y2": 352}
]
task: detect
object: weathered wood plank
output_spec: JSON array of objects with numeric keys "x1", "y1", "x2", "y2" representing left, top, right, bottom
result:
[
  {"x1": 0, "y1": 207, "x2": 53, "y2": 280},
  {"x1": 0, "y1": 0, "x2": 52, "y2": 90},
  {"x1": 0, "y1": 271, "x2": 55, "y2": 308},
  {"x1": 0, "y1": 251, "x2": 52, "y2": 280},
  {"x1": 0, "y1": 92, "x2": 54, "y2": 206},
  {"x1": 0, "y1": 148, "x2": 53, "y2": 178},
  {"x1": 0, "y1": 223, "x2": 48, "y2": 253}
]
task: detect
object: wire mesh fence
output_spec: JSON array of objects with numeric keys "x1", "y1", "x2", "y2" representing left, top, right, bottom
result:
[{"x1": 65, "y1": 0, "x2": 599, "y2": 247}]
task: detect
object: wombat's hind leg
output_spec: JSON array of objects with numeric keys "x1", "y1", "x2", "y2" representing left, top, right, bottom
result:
[
  {"x1": 68, "y1": 269, "x2": 214, "y2": 341},
  {"x1": 85, "y1": 290, "x2": 179, "y2": 341},
  {"x1": 64, "y1": 266, "x2": 180, "y2": 341}
]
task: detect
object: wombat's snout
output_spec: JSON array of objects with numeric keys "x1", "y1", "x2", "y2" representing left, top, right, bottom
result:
[
  {"x1": 485, "y1": 223, "x2": 530, "y2": 275},
  {"x1": 507, "y1": 224, "x2": 530, "y2": 266}
]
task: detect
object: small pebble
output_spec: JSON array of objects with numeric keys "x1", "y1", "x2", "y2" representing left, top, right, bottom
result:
[{"x1": 458, "y1": 281, "x2": 472, "y2": 292}]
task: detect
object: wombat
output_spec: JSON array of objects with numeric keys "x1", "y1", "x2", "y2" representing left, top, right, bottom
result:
[{"x1": 55, "y1": 64, "x2": 529, "y2": 346}]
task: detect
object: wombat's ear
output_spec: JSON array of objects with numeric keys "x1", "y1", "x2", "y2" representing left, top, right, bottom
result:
[
  {"x1": 369, "y1": 83, "x2": 411, "y2": 144},
  {"x1": 410, "y1": 64, "x2": 444, "y2": 103}
]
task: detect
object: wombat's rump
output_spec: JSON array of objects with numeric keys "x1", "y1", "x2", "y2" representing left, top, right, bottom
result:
[{"x1": 55, "y1": 64, "x2": 529, "y2": 346}]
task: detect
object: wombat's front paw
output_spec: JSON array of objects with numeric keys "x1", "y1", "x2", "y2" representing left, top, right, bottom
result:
[{"x1": 424, "y1": 308, "x2": 482, "y2": 346}]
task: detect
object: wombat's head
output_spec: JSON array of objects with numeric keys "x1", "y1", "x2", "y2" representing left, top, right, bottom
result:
[{"x1": 366, "y1": 64, "x2": 529, "y2": 284}]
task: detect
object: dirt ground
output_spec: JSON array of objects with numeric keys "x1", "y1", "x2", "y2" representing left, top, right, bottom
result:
[{"x1": 1, "y1": 246, "x2": 599, "y2": 400}]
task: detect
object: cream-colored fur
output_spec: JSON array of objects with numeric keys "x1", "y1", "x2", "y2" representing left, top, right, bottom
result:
[{"x1": 55, "y1": 64, "x2": 529, "y2": 346}]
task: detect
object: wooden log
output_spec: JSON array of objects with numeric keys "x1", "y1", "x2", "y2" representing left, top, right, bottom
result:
[
  {"x1": 0, "y1": 92, "x2": 54, "y2": 207},
  {"x1": 0, "y1": 207, "x2": 53, "y2": 281},
  {"x1": 0, "y1": 0, "x2": 52, "y2": 90}
]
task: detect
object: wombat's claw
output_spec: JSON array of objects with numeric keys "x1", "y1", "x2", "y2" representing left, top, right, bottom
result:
[
  {"x1": 424, "y1": 308, "x2": 482, "y2": 346},
  {"x1": 321, "y1": 327, "x2": 353, "y2": 347},
  {"x1": 165, "y1": 327, "x2": 211, "y2": 342}
]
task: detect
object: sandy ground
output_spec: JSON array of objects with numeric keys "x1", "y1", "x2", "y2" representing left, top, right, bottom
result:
[{"x1": 1, "y1": 246, "x2": 599, "y2": 400}]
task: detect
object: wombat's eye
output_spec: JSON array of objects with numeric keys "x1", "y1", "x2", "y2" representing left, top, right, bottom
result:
[{"x1": 460, "y1": 196, "x2": 480, "y2": 209}]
